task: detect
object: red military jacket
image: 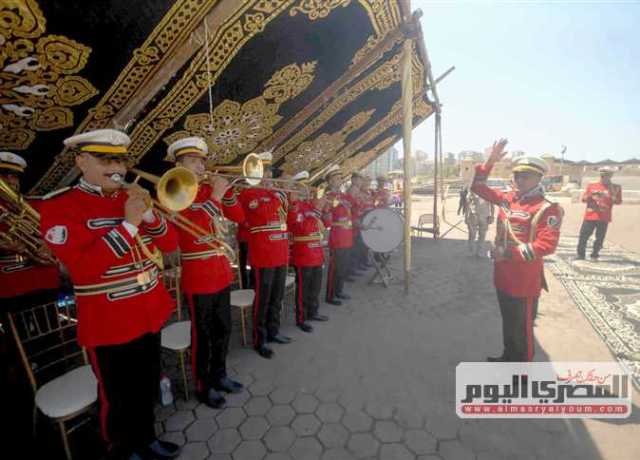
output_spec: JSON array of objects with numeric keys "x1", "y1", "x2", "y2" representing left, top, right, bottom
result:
[
  {"x1": 345, "y1": 188, "x2": 363, "y2": 232},
  {"x1": 177, "y1": 184, "x2": 245, "y2": 294},
  {"x1": 40, "y1": 180, "x2": 178, "y2": 347},
  {"x1": 237, "y1": 222, "x2": 249, "y2": 243},
  {"x1": 1, "y1": 198, "x2": 60, "y2": 299},
  {"x1": 582, "y1": 182, "x2": 622, "y2": 223},
  {"x1": 287, "y1": 199, "x2": 329, "y2": 267},
  {"x1": 361, "y1": 190, "x2": 375, "y2": 215},
  {"x1": 472, "y1": 164, "x2": 563, "y2": 298},
  {"x1": 374, "y1": 189, "x2": 391, "y2": 208},
  {"x1": 235, "y1": 187, "x2": 288, "y2": 268},
  {"x1": 323, "y1": 191, "x2": 353, "y2": 249}
]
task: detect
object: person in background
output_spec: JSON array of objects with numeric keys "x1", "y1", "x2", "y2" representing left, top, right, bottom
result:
[
  {"x1": 457, "y1": 186, "x2": 469, "y2": 216},
  {"x1": 232, "y1": 166, "x2": 291, "y2": 359},
  {"x1": 465, "y1": 191, "x2": 494, "y2": 257},
  {"x1": 324, "y1": 166, "x2": 353, "y2": 306},
  {"x1": 0, "y1": 152, "x2": 62, "y2": 452},
  {"x1": 287, "y1": 175, "x2": 330, "y2": 332},
  {"x1": 576, "y1": 167, "x2": 622, "y2": 260}
]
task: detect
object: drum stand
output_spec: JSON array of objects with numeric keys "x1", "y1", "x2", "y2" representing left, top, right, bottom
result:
[{"x1": 368, "y1": 251, "x2": 394, "y2": 287}]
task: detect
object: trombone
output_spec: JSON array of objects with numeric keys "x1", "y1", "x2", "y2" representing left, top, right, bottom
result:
[
  {"x1": 110, "y1": 167, "x2": 237, "y2": 263},
  {"x1": 203, "y1": 153, "x2": 315, "y2": 193}
]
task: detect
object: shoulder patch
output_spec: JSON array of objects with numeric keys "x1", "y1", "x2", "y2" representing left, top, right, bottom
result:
[{"x1": 42, "y1": 187, "x2": 71, "y2": 200}]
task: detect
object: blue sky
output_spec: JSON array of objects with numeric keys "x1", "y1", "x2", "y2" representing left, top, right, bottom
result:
[{"x1": 401, "y1": 1, "x2": 640, "y2": 162}]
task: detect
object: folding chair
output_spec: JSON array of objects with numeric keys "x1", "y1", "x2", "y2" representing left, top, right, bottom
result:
[
  {"x1": 411, "y1": 213, "x2": 440, "y2": 237},
  {"x1": 7, "y1": 300, "x2": 97, "y2": 460},
  {"x1": 159, "y1": 266, "x2": 191, "y2": 399}
]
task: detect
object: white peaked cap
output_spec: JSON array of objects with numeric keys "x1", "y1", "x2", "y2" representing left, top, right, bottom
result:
[
  {"x1": 256, "y1": 151, "x2": 273, "y2": 162},
  {"x1": 167, "y1": 136, "x2": 208, "y2": 162},
  {"x1": 64, "y1": 129, "x2": 131, "y2": 153},
  {"x1": 292, "y1": 170, "x2": 309, "y2": 181},
  {"x1": 0, "y1": 151, "x2": 27, "y2": 172}
]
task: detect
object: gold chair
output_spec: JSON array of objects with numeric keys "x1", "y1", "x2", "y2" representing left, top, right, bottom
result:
[
  {"x1": 7, "y1": 300, "x2": 97, "y2": 460},
  {"x1": 160, "y1": 266, "x2": 191, "y2": 400},
  {"x1": 230, "y1": 289, "x2": 255, "y2": 347}
]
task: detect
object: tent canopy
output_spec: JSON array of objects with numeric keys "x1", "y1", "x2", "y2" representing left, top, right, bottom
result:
[{"x1": 1, "y1": 0, "x2": 434, "y2": 194}]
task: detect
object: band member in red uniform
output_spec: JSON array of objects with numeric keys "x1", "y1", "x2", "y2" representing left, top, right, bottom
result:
[
  {"x1": 357, "y1": 175, "x2": 374, "y2": 268},
  {"x1": 345, "y1": 173, "x2": 365, "y2": 277},
  {"x1": 471, "y1": 139, "x2": 563, "y2": 362},
  {"x1": 231, "y1": 166, "x2": 291, "y2": 359},
  {"x1": 324, "y1": 166, "x2": 353, "y2": 306},
  {"x1": 373, "y1": 176, "x2": 391, "y2": 208},
  {"x1": 0, "y1": 152, "x2": 62, "y2": 451},
  {"x1": 576, "y1": 167, "x2": 622, "y2": 260},
  {"x1": 0, "y1": 152, "x2": 60, "y2": 305},
  {"x1": 288, "y1": 177, "x2": 330, "y2": 331},
  {"x1": 237, "y1": 222, "x2": 252, "y2": 288},
  {"x1": 167, "y1": 137, "x2": 246, "y2": 408},
  {"x1": 40, "y1": 129, "x2": 181, "y2": 460}
]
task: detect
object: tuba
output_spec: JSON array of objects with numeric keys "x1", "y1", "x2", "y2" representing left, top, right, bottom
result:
[{"x1": 0, "y1": 178, "x2": 57, "y2": 265}]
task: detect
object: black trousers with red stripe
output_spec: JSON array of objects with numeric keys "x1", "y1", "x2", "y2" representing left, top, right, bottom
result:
[
  {"x1": 294, "y1": 265, "x2": 323, "y2": 324},
  {"x1": 496, "y1": 290, "x2": 539, "y2": 361},
  {"x1": 88, "y1": 332, "x2": 160, "y2": 456},
  {"x1": 253, "y1": 266, "x2": 286, "y2": 347},
  {"x1": 326, "y1": 248, "x2": 350, "y2": 301},
  {"x1": 188, "y1": 288, "x2": 231, "y2": 393},
  {"x1": 238, "y1": 241, "x2": 253, "y2": 288}
]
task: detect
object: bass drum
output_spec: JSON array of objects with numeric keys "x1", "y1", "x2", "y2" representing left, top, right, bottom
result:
[{"x1": 360, "y1": 208, "x2": 404, "y2": 253}]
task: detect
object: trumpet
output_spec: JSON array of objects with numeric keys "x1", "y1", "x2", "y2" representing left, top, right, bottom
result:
[
  {"x1": 0, "y1": 178, "x2": 57, "y2": 265},
  {"x1": 110, "y1": 167, "x2": 236, "y2": 263}
]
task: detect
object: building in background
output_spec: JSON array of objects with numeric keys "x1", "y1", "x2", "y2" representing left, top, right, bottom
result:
[{"x1": 364, "y1": 146, "x2": 399, "y2": 177}]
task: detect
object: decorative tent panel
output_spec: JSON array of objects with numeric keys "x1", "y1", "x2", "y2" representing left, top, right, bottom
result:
[{"x1": 1, "y1": 0, "x2": 433, "y2": 194}]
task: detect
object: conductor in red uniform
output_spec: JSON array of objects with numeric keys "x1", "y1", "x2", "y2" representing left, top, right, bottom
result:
[
  {"x1": 167, "y1": 137, "x2": 246, "y2": 408},
  {"x1": 40, "y1": 129, "x2": 181, "y2": 460},
  {"x1": 231, "y1": 165, "x2": 291, "y2": 359},
  {"x1": 324, "y1": 166, "x2": 353, "y2": 305},
  {"x1": 287, "y1": 173, "x2": 330, "y2": 331},
  {"x1": 576, "y1": 167, "x2": 622, "y2": 260},
  {"x1": 471, "y1": 139, "x2": 563, "y2": 362}
]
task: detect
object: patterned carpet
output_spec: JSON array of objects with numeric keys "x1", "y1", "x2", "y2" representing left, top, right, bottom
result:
[{"x1": 547, "y1": 236, "x2": 640, "y2": 388}]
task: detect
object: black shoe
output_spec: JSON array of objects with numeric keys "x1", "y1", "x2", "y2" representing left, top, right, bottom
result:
[
  {"x1": 326, "y1": 299, "x2": 342, "y2": 306},
  {"x1": 214, "y1": 376, "x2": 244, "y2": 394},
  {"x1": 297, "y1": 322, "x2": 313, "y2": 333},
  {"x1": 590, "y1": 254, "x2": 599, "y2": 260},
  {"x1": 144, "y1": 440, "x2": 181, "y2": 459},
  {"x1": 255, "y1": 345, "x2": 274, "y2": 359},
  {"x1": 576, "y1": 255, "x2": 585, "y2": 260},
  {"x1": 486, "y1": 355, "x2": 507, "y2": 362},
  {"x1": 196, "y1": 388, "x2": 226, "y2": 409},
  {"x1": 336, "y1": 293, "x2": 351, "y2": 300},
  {"x1": 267, "y1": 334, "x2": 292, "y2": 344},
  {"x1": 308, "y1": 314, "x2": 329, "y2": 322}
]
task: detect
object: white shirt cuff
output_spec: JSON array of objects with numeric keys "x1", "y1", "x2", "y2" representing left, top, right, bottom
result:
[
  {"x1": 142, "y1": 208, "x2": 156, "y2": 224},
  {"x1": 122, "y1": 221, "x2": 139, "y2": 237}
]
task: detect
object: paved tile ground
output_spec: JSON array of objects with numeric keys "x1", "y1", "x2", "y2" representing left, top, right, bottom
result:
[{"x1": 155, "y1": 230, "x2": 640, "y2": 460}]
